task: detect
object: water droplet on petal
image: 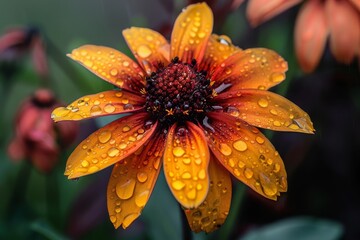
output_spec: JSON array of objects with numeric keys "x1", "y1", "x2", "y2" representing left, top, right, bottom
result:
[
  {"x1": 181, "y1": 172, "x2": 192, "y2": 179},
  {"x1": 173, "y1": 147, "x2": 185, "y2": 157},
  {"x1": 153, "y1": 157, "x2": 160, "y2": 170},
  {"x1": 137, "y1": 45, "x2": 152, "y2": 58},
  {"x1": 104, "y1": 104, "x2": 116, "y2": 113},
  {"x1": 233, "y1": 140, "x2": 247, "y2": 152},
  {"x1": 258, "y1": 98, "x2": 268, "y2": 108},
  {"x1": 259, "y1": 173, "x2": 277, "y2": 197},
  {"x1": 110, "y1": 68, "x2": 118, "y2": 76},
  {"x1": 182, "y1": 158, "x2": 191, "y2": 165},
  {"x1": 198, "y1": 32, "x2": 206, "y2": 38},
  {"x1": 116, "y1": 179, "x2": 136, "y2": 200},
  {"x1": 98, "y1": 130, "x2": 112, "y2": 143},
  {"x1": 244, "y1": 168, "x2": 253, "y2": 179},
  {"x1": 135, "y1": 190, "x2": 150, "y2": 207},
  {"x1": 238, "y1": 161, "x2": 245, "y2": 168},
  {"x1": 172, "y1": 180, "x2": 185, "y2": 190},
  {"x1": 122, "y1": 126, "x2": 131, "y2": 132},
  {"x1": 255, "y1": 136, "x2": 265, "y2": 144},
  {"x1": 81, "y1": 160, "x2": 89, "y2": 167},
  {"x1": 122, "y1": 213, "x2": 139, "y2": 228},
  {"x1": 187, "y1": 189, "x2": 197, "y2": 200},
  {"x1": 274, "y1": 163, "x2": 281, "y2": 173},
  {"x1": 137, "y1": 172, "x2": 148, "y2": 183},
  {"x1": 225, "y1": 106, "x2": 240, "y2": 117},
  {"x1": 52, "y1": 107, "x2": 70, "y2": 119},
  {"x1": 90, "y1": 105, "x2": 102, "y2": 116},
  {"x1": 220, "y1": 143, "x2": 232, "y2": 156},
  {"x1": 273, "y1": 121, "x2": 281, "y2": 127},
  {"x1": 198, "y1": 169, "x2": 206, "y2": 180},
  {"x1": 108, "y1": 147, "x2": 120, "y2": 157},
  {"x1": 270, "y1": 72, "x2": 285, "y2": 83},
  {"x1": 88, "y1": 166, "x2": 99, "y2": 173},
  {"x1": 270, "y1": 109, "x2": 278, "y2": 115}
]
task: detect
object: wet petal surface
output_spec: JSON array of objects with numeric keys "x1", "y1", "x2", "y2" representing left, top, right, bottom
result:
[
  {"x1": 51, "y1": 90, "x2": 145, "y2": 122},
  {"x1": 295, "y1": 0, "x2": 328, "y2": 73},
  {"x1": 211, "y1": 48, "x2": 288, "y2": 91},
  {"x1": 64, "y1": 113, "x2": 157, "y2": 178},
  {"x1": 107, "y1": 132, "x2": 165, "y2": 229},
  {"x1": 68, "y1": 45, "x2": 146, "y2": 93},
  {"x1": 171, "y1": 2, "x2": 213, "y2": 64},
  {"x1": 164, "y1": 122, "x2": 210, "y2": 209},
  {"x1": 185, "y1": 157, "x2": 232, "y2": 233},
  {"x1": 199, "y1": 34, "x2": 241, "y2": 75},
  {"x1": 123, "y1": 27, "x2": 170, "y2": 74},
  {"x1": 326, "y1": 0, "x2": 360, "y2": 63},
  {"x1": 215, "y1": 89, "x2": 314, "y2": 133},
  {"x1": 202, "y1": 113, "x2": 287, "y2": 200}
]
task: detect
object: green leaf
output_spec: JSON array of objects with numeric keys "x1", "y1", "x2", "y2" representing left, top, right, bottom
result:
[
  {"x1": 141, "y1": 172, "x2": 182, "y2": 240},
  {"x1": 240, "y1": 217, "x2": 343, "y2": 240},
  {"x1": 30, "y1": 220, "x2": 69, "y2": 240}
]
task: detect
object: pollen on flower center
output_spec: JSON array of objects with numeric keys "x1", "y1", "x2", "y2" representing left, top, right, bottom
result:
[{"x1": 144, "y1": 57, "x2": 213, "y2": 124}]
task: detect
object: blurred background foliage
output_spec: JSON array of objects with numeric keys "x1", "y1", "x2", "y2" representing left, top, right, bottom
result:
[{"x1": 0, "y1": 0, "x2": 359, "y2": 239}]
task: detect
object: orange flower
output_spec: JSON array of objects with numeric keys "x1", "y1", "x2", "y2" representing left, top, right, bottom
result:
[
  {"x1": 52, "y1": 3, "x2": 314, "y2": 232},
  {"x1": 247, "y1": 0, "x2": 360, "y2": 72}
]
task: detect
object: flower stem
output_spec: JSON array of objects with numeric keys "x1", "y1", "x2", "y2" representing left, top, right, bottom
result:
[
  {"x1": 6, "y1": 161, "x2": 32, "y2": 220},
  {"x1": 179, "y1": 204, "x2": 192, "y2": 240},
  {"x1": 46, "y1": 171, "x2": 60, "y2": 229},
  {"x1": 214, "y1": 183, "x2": 246, "y2": 240}
]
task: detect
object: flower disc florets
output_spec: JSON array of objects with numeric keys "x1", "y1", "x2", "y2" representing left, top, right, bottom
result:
[{"x1": 145, "y1": 57, "x2": 213, "y2": 125}]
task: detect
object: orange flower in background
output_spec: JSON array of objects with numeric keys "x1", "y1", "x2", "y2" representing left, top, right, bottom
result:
[
  {"x1": 8, "y1": 89, "x2": 78, "y2": 173},
  {"x1": 52, "y1": 3, "x2": 314, "y2": 232},
  {"x1": 247, "y1": 0, "x2": 360, "y2": 72}
]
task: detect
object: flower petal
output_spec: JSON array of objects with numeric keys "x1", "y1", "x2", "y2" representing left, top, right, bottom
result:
[
  {"x1": 64, "y1": 113, "x2": 157, "y2": 179},
  {"x1": 107, "y1": 132, "x2": 165, "y2": 229},
  {"x1": 247, "y1": 0, "x2": 302, "y2": 27},
  {"x1": 123, "y1": 27, "x2": 170, "y2": 74},
  {"x1": 326, "y1": 0, "x2": 360, "y2": 63},
  {"x1": 199, "y1": 34, "x2": 241, "y2": 75},
  {"x1": 295, "y1": 0, "x2": 328, "y2": 73},
  {"x1": 184, "y1": 156, "x2": 232, "y2": 233},
  {"x1": 349, "y1": 0, "x2": 360, "y2": 12},
  {"x1": 215, "y1": 89, "x2": 314, "y2": 133},
  {"x1": 202, "y1": 113, "x2": 287, "y2": 200},
  {"x1": 171, "y1": 2, "x2": 213, "y2": 64},
  {"x1": 51, "y1": 90, "x2": 145, "y2": 122},
  {"x1": 68, "y1": 45, "x2": 146, "y2": 93},
  {"x1": 211, "y1": 48, "x2": 288, "y2": 91},
  {"x1": 163, "y1": 122, "x2": 210, "y2": 209}
]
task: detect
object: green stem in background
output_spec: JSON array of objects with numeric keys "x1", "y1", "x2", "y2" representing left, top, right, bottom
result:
[
  {"x1": 6, "y1": 161, "x2": 32, "y2": 221},
  {"x1": 45, "y1": 37, "x2": 95, "y2": 94},
  {"x1": 214, "y1": 183, "x2": 245, "y2": 240},
  {"x1": 46, "y1": 171, "x2": 60, "y2": 229},
  {"x1": 180, "y1": 204, "x2": 193, "y2": 240}
]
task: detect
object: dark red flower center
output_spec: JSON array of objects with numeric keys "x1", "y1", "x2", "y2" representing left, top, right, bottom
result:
[{"x1": 145, "y1": 58, "x2": 213, "y2": 125}]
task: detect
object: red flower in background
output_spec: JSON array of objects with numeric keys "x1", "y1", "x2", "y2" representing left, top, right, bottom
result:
[
  {"x1": 8, "y1": 89, "x2": 78, "y2": 173},
  {"x1": 246, "y1": 0, "x2": 360, "y2": 72},
  {"x1": 0, "y1": 27, "x2": 48, "y2": 77}
]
